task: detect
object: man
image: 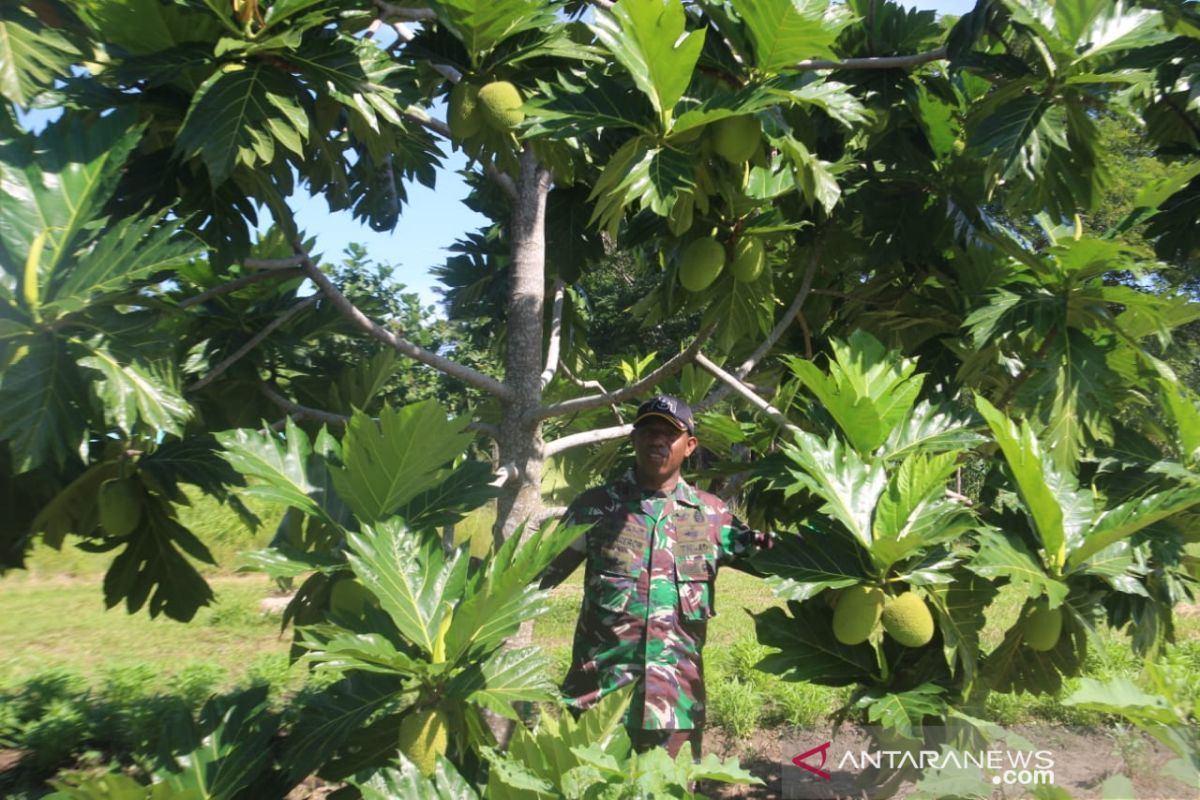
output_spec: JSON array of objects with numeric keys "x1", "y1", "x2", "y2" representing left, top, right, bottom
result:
[{"x1": 539, "y1": 394, "x2": 774, "y2": 758}]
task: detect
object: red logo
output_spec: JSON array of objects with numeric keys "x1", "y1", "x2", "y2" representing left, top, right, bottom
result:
[{"x1": 792, "y1": 741, "x2": 833, "y2": 781}]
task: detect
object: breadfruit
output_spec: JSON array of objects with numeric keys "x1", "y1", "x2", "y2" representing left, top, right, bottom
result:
[
  {"x1": 712, "y1": 115, "x2": 759, "y2": 164},
  {"x1": 730, "y1": 237, "x2": 765, "y2": 282},
  {"x1": 678, "y1": 237, "x2": 725, "y2": 292},
  {"x1": 398, "y1": 707, "x2": 449, "y2": 776},
  {"x1": 98, "y1": 478, "x2": 142, "y2": 537},
  {"x1": 1023, "y1": 600, "x2": 1063, "y2": 652},
  {"x1": 448, "y1": 82, "x2": 481, "y2": 139},
  {"x1": 881, "y1": 592, "x2": 934, "y2": 647},
  {"x1": 832, "y1": 585, "x2": 884, "y2": 645},
  {"x1": 477, "y1": 81, "x2": 524, "y2": 132},
  {"x1": 329, "y1": 578, "x2": 374, "y2": 617}
]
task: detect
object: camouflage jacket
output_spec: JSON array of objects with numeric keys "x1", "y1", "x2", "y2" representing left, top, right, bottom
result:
[{"x1": 548, "y1": 471, "x2": 763, "y2": 731}]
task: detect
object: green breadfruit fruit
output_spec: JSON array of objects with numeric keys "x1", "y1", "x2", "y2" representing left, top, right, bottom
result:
[
  {"x1": 398, "y1": 707, "x2": 449, "y2": 776},
  {"x1": 678, "y1": 237, "x2": 725, "y2": 292},
  {"x1": 881, "y1": 592, "x2": 934, "y2": 647},
  {"x1": 98, "y1": 478, "x2": 142, "y2": 537},
  {"x1": 448, "y1": 82, "x2": 481, "y2": 139},
  {"x1": 730, "y1": 237, "x2": 765, "y2": 282},
  {"x1": 832, "y1": 585, "x2": 884, "y2": 645},
  {"x1": 1023, "y1": 600, "x2": 1063, "y2": 652},
  {"x1": 477, "y1": 81, "x2": 524, "y2": 132},
  {"x1": 712, "y1": 115, "x2": 759, "y2": 164},
  {"x1": 329, "y1": 577, "x2": 375, "y2": 617}
]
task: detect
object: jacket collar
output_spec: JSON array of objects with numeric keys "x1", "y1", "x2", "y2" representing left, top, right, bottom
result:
[{"x1": 615, "y1": 469, "x2": 702, "y2": 508}]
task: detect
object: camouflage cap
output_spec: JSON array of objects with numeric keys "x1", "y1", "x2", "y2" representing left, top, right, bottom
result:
[{"x1": 633, "y1": 395, "x2": 695, "y2": 435}]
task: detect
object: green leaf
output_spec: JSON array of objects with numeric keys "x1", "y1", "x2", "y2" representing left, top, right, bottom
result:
[
  {"x1": 967, "y1": 528, "x2": 1069, "y2": 606},
  {"x1": 79, "y1": 347, "x2": 190, "y2": 437},
  {"x1": 138, "y1": 435, "x2": 247, "y2": 505},
  {"x1": 280, "y1": 673, "x2": 403, "y2": 782},
  {"x1": 731, "y1": 0, "x2": 855, "y2": 71},
  {"x1": 975, "y1": 396, "x2": 1068, "y2": 571},
  {"x1": 239, "y1": 545, "x2": 342, "y2": 579},
  {"x1": 781, "y1": 431, "x2": 887, "y2": 551},
  {"x1": 0, "y1": 334, "x2": 89, "y2": 472},
  {"x1": 299, "y1": 629, "x2": 424, "y2": 677},
  {"x1": 925, "y1": 571, "x2": 998, "y2": 687},
  {"x1": 1069, "y1": 485, "x2": 1200, "y2": 567},
  {"x1": 0, "y1": 109, "x2": 143, "y2": 291},
  {"x1": 345, "y1": 521, "x2": 466, "y2": 658},
  {"x1": 350, "y1": 760, "x2": 481, "y2": 800},
  {"x1": 103, "y1": 501, "x2": 216, "y2": 621},
  {"x1": 982, "y1": 592, "x2": 1091, "y2": 694},
  {"x1": 879, "y1": 401, "x2": 986, "y2": 462},
  {"x1": 216, "y1": 419, "x2": 338, "y2": 525},
  {"x1": 752, "y1": 601, "x2": 879, "y2": 685},
  {"x1": 175, "y1": 63, "x2": 309, "y2": 185},
  {"x1": 44, "y1": 211, "x2": 204, "y2": 318},
  {"x1": 426, "y1": 0, "x2": 556, "y2": 63},
  {"x1": 870, "y1": 453, "x2": 974, "y2": 571},
  {"x1": 162, "y1": 688, "x2": 279, "y2": 800},
  {"x1": 0, "y1": 5, "x2": 80, "y2": 107},
  {"x1": 777, "y1": 77, "x2": 868, "y2": 129},
  {"x1": 289, "y1": 32, "x2": 405, "y2": 133},
  {"x1": 856, "y1": 683, "x2": 946, "y2": 739},
  {"x1": 780, "y1": 137, "x2": 841, "y2": 212},
  {"x1": 454, "y1": 646, "x2": 558, "y2": 719},
  {"x1": 785, "y1": 330, "x2": 923, "y2": 454},
  {"x1": 751, "y1": 524, "x2": 869, "y2": 600},
  {"x1": 967, "y1": 87, "x2": 1049, "y2": 177},
  {"x1": 331, "y1": 402, "x2": 476, "y2": 523},
  {"x1": 1062, "y1": 676, "x2": 1178, "y2": 725},
  {"x1": 591, "y1": 0, "x2": 705, "y2": 119},
  {"x1": 446, "y1": 521, "x2": 585, "y2": 661},
  {"x1": 526, "y1": 72, "x2": 656, "y2": 137},
  {"x1": 1068, "y1": 1, "x2": 1171, "y2": 67},
  {"x1": 589, "y1": 141, "x2": 695, "y2": 235}
]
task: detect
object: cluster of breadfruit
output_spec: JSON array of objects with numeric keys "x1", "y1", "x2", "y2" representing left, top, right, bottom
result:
[
  {"x1": 448, "y1": 79, "x2": 524, "y2": 139},
  {"x1": 831, "y1": 585, "x2": 1063, "y2": 652},
  {"x1": 673, "y1": 114, "x2": 769, "y2": 292},
  {"x1": 678, "y1": 235, "x2": 765, "y2": 292}
]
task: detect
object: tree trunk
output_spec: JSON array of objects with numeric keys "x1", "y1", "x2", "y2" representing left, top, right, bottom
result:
[{"x1": 494, "y1": 146, "x2": 552, "y2": 549}]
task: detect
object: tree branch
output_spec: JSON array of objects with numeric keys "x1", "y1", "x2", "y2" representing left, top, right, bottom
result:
[
  {"x1": 537, "y1": 322, "x2": 717, "y2": 420},
  {"x1": 388, "y1": 20, "x2": 462, "y2": 81},
  {"x1": 694, "y1": 353, "x2": 802, "y2": 437},
  {"x1": 294, "y1": 248, "x2": 515, "y2": 400},
  {"x1": 187, "y1": 295, "x2": 319, "y2": 393},
  {"x1": 260, "y1": 384, "x2": 351, "y2": 426},
  {"x1": 540, "y1": 279, "x2": 566, "y2": 390},
  {"x1": 544, "y1": 423, "x2": 632, "y2": 457},
  {"x1": 177, "y1": 267, "x2": 302, "y2": 309},
  {"x1": 260, "y1": 384, "x2": 499, "y2": 440},
  {"x1": 244, "y1": 256, "x2": 305, "y2": 270},
  {"x1": 696, "y1": 247, "x2": 819, "y2": 412},
  {"x1": 374, "y1": 0, "x2": 436, "y2": 21},
  {"x1": 794, "y1": 46, "x2": 947, "y2": 72}
]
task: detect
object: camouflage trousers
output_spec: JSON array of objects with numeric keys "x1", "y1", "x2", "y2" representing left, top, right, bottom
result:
[{"x1": 631, "y1": 726, "x2": 703, "y2": 761}]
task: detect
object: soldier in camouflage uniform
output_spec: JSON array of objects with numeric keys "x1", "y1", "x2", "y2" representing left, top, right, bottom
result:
[{"x1": 539, "y1": 395, "x2": 774, "y2": 758}]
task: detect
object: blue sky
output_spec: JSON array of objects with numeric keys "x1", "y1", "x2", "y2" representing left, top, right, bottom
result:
[{"x1": 300, "y1": 0, "x2": 977, "y2": 307}]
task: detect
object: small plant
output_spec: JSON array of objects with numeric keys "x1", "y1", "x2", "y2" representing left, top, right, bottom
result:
[
  {"x1": 709, "y1": 677, "x2": 763, "y2": 739},
  {"x1": 173, "y1": 662, "x2": 228, "y2": 708}
]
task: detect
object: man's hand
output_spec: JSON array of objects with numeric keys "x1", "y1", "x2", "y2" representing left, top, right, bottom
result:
[{"x1": 739, "y1": 527, "x2": 776, "y2": 551}]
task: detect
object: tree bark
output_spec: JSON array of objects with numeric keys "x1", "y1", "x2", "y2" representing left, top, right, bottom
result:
[{"x1": 494, "y1": 146, "x2": 552, "y2": 548}]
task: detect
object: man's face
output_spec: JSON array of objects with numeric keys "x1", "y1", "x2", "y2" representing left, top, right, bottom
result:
[{"x1": 631, "y1": 418, "x2": 697, "y2": 486}]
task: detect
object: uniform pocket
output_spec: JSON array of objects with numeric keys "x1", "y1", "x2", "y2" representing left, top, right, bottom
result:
[
  {"x1": 675, "y1": 556, "x2": 715, "y2": 621},
  {"x1": 588, "y1": 571, "x2": 636, "y2": 613}
]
